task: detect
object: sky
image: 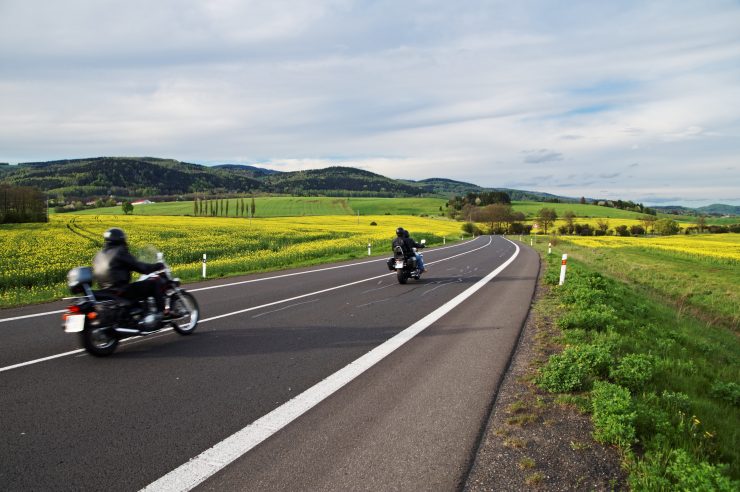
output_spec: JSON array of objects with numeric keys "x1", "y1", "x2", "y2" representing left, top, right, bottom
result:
[{"x1": 1, "y1": 1, "x2": 739, "y2": 207}]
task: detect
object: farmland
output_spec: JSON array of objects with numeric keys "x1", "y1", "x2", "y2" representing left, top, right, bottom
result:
[
  {"x1": 65, "y1": 196, "x2": 449, "y2": 218},
  {"x1": 0, "y1": 214, "x2": 464, "y2": 308}
]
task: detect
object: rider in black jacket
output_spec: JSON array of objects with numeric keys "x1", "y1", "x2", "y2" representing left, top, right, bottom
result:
[
  {"x1": 392, "y1": 227, "x2": 426, "y2": 272},
  {"x1": 93, "y1": 228, "x2": 166, "y2": 316}
]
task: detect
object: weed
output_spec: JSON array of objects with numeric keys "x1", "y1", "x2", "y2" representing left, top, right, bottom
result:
[
  {"x1": 609, "y1": 353, "x2": 656, "y2": 392},
  {"x1": 525, "y1": 472, "x2": 544, "y2": 486},
  {"x1": 518, "y1": 457, "x2": 536, "y2": 470},
  {"x1": 591, "y1": 381, "x2": 636, "y2": 448}
]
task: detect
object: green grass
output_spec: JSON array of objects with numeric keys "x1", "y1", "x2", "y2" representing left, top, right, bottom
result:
[
  {"x1": 554, "y1": 239, "x2": 739, "y2": 330},
  {"x1": 511, "y1": 201, "x2": 647, "y2": 220},
  {"x1": 63, "y1": 196, "x2": 449, "y2": 218},
  {"x1": 527, "y1": 239, "x2": 740, "y2": 487}
]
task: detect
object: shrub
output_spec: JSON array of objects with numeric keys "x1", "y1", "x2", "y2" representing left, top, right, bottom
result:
[
  {"x1": 615, "y1": 225, "x2": 630, "y2": 236},
  {"x1": 537, "y1": 343, "x2": 613, "y2": 392},
  {"x1": 709, "y1": 381, "x2": 740, "y2": 407},
  {"x1": 632, "y1": 449, "x2": 738, "y2": 491},
  {"x1": 629, "y1": 224, "x2": 645, "y2": 235},
  {"x1": 591, "y1": 381, "x2": 636, "y2": 447},
  {"x1": 369, "y1": 221, "x2": 377, "y2": 226},
  {"x1": 610, "y1": 353, "x2": 656, "y2": 392}
]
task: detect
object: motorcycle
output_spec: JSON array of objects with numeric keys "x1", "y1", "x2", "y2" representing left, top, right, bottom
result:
[
  {"x1": 62, "y1": 253, "x2": 199, "y2": 356},
  {"x1": 386, "y1": 239, "x2": 425, "y2": 284}
]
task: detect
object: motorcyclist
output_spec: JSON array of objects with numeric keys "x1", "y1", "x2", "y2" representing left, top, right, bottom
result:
[
  {"x1": 93, "y1": 228, "x2": 166, "y2": 321},
  {"x1": 392, "y1": 227, "x2": 426, "y2": 272}
]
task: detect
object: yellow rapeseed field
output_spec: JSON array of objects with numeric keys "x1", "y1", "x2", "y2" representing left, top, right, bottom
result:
[
  {"x1": 560, "y1": 234, "x2": 740, "y2": 263},
  {"x1": 0, "y1": 214, "x2": 464, "y2": 306}
]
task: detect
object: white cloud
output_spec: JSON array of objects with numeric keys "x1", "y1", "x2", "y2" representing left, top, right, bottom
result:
[{"x1": 0, "y1": 0, "x2": 739, "y2": 206}]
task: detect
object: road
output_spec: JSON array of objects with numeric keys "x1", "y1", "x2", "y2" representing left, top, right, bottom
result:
[{"x1": 0, "y1": 236, "x2": 539, "y2": 491}]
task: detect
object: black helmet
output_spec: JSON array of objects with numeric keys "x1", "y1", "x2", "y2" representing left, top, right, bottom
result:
[
  {"x1": 396, "y1": 227, "x2": 405, "y2": 237},
  {"x1": 103, "y1": 227, "x2": 127, "y2": 246}
]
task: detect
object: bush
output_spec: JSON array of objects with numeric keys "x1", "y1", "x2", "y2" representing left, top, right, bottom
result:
[
  {"x1": 709, "y1": 381, "x2": 740, "y2": 407},
  {"x1": 615, "y1": 225, "x2": 630, "y2": 236},
  {"x1": 629, "y1": 224, "x2": 645, "y2": 235},
  {"x1": 369, "y1": 221, "x2": 377, "y2": 226},
  {"x1": 610, "y1": 353, "x2": 656, "y2": 392},
  {"x1": 537, "y1": 343, "x2": 613, "y2": 392},
  {"x1": 461, "y1": 222, "x2": 481, "y2": 236},
  {"x1": 591, "y1": 381, "x2": 636, "y2": 447}
]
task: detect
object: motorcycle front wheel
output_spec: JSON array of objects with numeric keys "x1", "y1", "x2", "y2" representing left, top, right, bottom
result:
[
  {"x1": 170, "y1": 291, "x2": 199, "y2": 335},
  {"x1": 81, "y1": 326, "x2": 119, "y2": 357}
]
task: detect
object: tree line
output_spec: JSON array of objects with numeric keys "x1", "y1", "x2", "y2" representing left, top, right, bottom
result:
[
  {"x1": 0, "y1": 185, "x2": 47, "y2": 224},
  {"x1": 189, "y1": 197, "x2": 256, "y2": 217}
]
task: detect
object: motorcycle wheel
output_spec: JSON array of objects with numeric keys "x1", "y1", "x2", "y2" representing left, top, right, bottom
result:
[
  {"x1": 170, "y1": 291, "x2": 199, "y2": 335},
  {"x1": 396, "y1": 270, "x2": 408, "y2": 284},
  {"x1": 81, "y1": 326, "x2": 118, "y2": 357}
]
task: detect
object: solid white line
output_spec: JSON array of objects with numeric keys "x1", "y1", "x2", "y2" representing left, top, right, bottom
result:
[
  {"x1": 141, "y1": 238, "x2": 520, "y2": 492},
  {"x1": 0, "y1": 238, "x2": 492, "y2": 374},
  {"x1": 0, "y1": 239, "x2": 478, "y2": 324},
  {"x1": 0, "y1": 309, "x2": 66, "y2": 324}
]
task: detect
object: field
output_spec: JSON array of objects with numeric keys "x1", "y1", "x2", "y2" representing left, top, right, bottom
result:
[
  {"x1": 66, "y1": 196, "x2": 449, "y2": 218},
  {"x1": 554, "y1": 234, "x2": 740, "y2": 328},
  {"x1": 0, "y1": 214, "x2": 464, "y2": 308},
  {"x1": 524, "y1": 234, "x2": 740, "y2": 487}
]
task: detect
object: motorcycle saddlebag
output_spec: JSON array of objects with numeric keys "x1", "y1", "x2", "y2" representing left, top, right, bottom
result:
[{"x1": 386, "y1": 257, "x2": 396, "y2": 271}]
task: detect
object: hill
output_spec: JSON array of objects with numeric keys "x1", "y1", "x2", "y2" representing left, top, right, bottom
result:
[
  {"x1": 1, "y1": 157, "x2": 263, "y2": 198},
  {"x1": 402, "y1": 177, "x2": 575, "y2": 202}
]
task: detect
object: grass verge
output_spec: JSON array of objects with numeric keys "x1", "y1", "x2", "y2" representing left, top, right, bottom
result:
[{"x1": 529, "y1": 240, "x2": 739, "y2": 489}]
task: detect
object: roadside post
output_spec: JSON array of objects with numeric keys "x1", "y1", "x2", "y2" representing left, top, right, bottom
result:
[
  {"x1": 559, "y1": 254, "x2": 568, "y2": 285},
  {"x1": 443, "y1": 237, "x2": 446, "y2": 245},
  {"x1": 202, "y1": 253, "x2": 207, "y2": 279},
  {"x1": 548, "y1": 242, "x2": 552, "y2": 255},
  {"x1": 530, "y1": 237, "x2": 533, "y2": 246},
  {"x1": 367, "y1": 242, "x2": 371, "y2": 256}
]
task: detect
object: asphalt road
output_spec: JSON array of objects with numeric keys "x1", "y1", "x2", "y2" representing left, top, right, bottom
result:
[{"x1": 0, "y1": 236, "x2": 539, "y2": 491}]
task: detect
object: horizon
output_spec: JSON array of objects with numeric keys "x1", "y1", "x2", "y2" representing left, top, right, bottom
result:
[
  {"x1": 1, "y1": 1, "x2": 738, "y2": 207},
  {"x1": 1, "y1": 156, "x2": 736, "y2": 209}
]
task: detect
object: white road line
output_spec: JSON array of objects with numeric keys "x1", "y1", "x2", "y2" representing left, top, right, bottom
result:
[
  {"x1": 0, "y1": 238, "x2": 494, "y2": 374},
  {"x1": 0, "y1": 239, "x2": 478, "y2": 324},
  {"x1": 141, "y1": 238, "x2": 520, "y2": 492}
]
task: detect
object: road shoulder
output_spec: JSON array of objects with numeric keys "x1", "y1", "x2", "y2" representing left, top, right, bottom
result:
[{"x1": 464, "y1": 253, "x2": 628, "y2": 491}]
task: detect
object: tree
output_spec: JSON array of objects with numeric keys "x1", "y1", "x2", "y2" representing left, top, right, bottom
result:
[
  {"x1": 193, "y1": 199, "x2": 198, "y2": 216},
  {"x1": 654, "y1": 218, "x2": 680, "y2": 235},
  {"x1": 596, "y1": 219, "x2": 610, "y2": 235},
  {"x1": 250, "y1": 197, "x2": 256, "y2": 217},
  {"x1": 579, "y1": 196, "x2": 586, "y2": 205},
  {"x1": 640, "y1": 215, "x2": 657, "y2": 234},
  {"x1": 563, "y1": 210, "x2": 576, "y2": 234},
  {"x1": 478, "y1": 203, "x2": 513, "y2": 234},
  {"x1": 536, "y1": 207, "x2": 558, "y2": 234},
  {"x1": 122, "y1": 200, "x2": 133, "y2": 215},
  {"x1": 695, "y1": 215, "x2": 707, "y2": 233}
]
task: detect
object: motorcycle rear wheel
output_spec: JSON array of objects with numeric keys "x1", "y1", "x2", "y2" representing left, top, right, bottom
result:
[
  {"x1": 170, "y1": 292, "x2": 199, "y2": 335},
  {"x1": 81, "y1": 326, "x2": 118, "y2": 357},
  {"x1": 396, "y1": 270, "x2": 408, "y2": 284}
]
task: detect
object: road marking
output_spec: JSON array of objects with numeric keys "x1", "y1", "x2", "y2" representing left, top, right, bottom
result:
[
  {"x1": 0, "y1": 239, "x2": 478, "y2": 324},
  {"x1": 141, "y1": 238, "x2": 520, "y2": 492},
  {"x1": 0, "y1": 238, "x2": 494, "y2": 373}
]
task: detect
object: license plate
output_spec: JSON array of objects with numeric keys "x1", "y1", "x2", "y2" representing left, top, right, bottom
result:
[
  {"x1": 64, "y1": 314, "x2": 85, "y2": 333},
  {"x1": 395, "y1": 261, "x2": 404, "y2": 269}
]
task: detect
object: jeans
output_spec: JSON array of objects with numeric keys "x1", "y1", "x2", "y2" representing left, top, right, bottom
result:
[{"x1": 414, "y1": 252, "x2": 425, "y2": 271}]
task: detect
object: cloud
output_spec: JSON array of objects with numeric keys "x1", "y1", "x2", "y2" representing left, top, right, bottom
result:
[
  {"x1": 522, "y1": 149, "x2": 564, "y2": 164},
  {"x1": 0, "y1": 0, "x2": 738, "y2": 206}
]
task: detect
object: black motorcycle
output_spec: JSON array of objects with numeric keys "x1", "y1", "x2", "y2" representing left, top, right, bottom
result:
[
  {"x1": 386, "y1": 239, "x2": 426, "y2": 284},
  {"x1": 62, "y1": 254, "x2": 199, "y2": 356}
]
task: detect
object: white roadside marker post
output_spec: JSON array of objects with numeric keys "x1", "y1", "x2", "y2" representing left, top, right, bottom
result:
[
  {"x1": 530, "y1": 237, "x2": 533, "y2": 246},
  {"x1": 443, "y1": 237, "x2": 446, "y2": 245},
  {"x1": 548, "y1": 242, "x2": 552, "y2": 255},
  {"x1": 559, "y1": 254, "x2": 568, "y2": 285},
  {"x1": 367, "y1": 243, "x2": 371, "y2": 256},
  {"x1": 202, "y1": 253, "x2": 207, "y2": 279}
]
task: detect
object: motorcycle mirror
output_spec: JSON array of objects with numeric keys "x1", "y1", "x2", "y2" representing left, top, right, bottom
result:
[
  {"x1": 420, "y1": 239, "x2": 426, "y2": 245},
  {"x1": 156, "y1": 252, "x2": 163, "y2": 262}
]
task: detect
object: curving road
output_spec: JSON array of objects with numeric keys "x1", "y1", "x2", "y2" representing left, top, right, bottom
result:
[{"x1": 0, "y1": 236, "x2": 539, "y2": 491}]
